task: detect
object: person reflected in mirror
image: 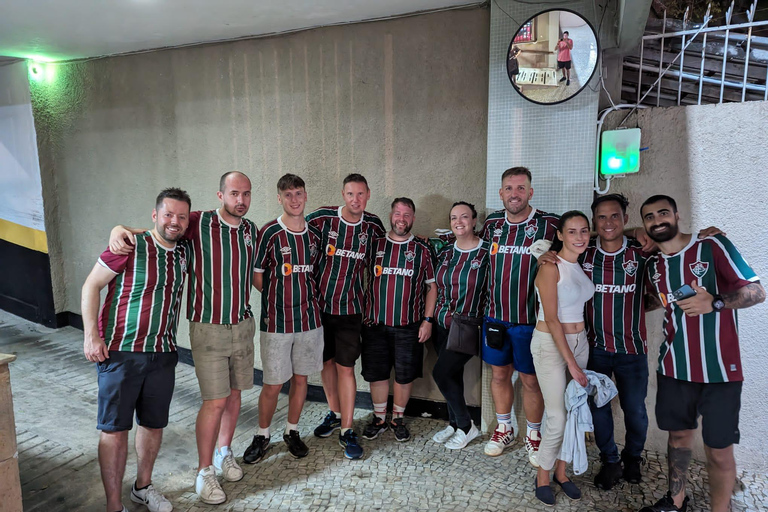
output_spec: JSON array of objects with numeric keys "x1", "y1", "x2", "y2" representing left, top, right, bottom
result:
[
  {"x1": 554, "y1": 31, "x2": 573, "y2": 86},
  {"x1": 508, "y1": 45, "x2": 524, "y2": 93}
]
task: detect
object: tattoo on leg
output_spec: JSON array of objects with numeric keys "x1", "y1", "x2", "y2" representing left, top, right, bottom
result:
[{"x1": 668, "y1": 445, "x2": 692, "y2": 497}]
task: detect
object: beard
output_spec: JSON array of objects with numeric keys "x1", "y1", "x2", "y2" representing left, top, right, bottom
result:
[
  {"x1": 390, "y1": 220, "x2": 413, "y2": 237},
  {"x1": 505, "y1": 198, "x2": 528, "y2": 216},
  {"x1": 223, "y1": 202, "x2": 246, "y2": 219},
  {"x1": 158, "y1": 225, "x2": 183, "y2": 243},
  {"x1": 647, "y1": 222, "x2": 678, "y2": 243}
]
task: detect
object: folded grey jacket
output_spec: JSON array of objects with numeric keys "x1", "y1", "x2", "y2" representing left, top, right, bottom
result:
[{"x1": 559, "y1": 370, "x2": 618, "y2": 475}]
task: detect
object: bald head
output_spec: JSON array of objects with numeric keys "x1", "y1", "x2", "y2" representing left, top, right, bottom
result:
[{"x1": 219, "y1": 171, "x2": 251, "y2": 193}]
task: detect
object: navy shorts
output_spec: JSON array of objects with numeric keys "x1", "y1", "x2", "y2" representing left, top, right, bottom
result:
[
  {"x1": 361, "y1": 322, "x2": 423, "y2": 384},
  {"x1": 96, "y1": 351, "x2": 178, "y2": 432},
  {"x1": 557, "y1": 60, "x2": 572, "y2": 70},
  {"x1": 481, "y1": 317, "x2": 536, "y2": 374},
  {"x1": 321, "y1": 313, "x2": 363, "y2": 367}
]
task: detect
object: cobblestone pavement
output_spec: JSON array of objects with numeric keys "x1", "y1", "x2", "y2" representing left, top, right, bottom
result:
[{"x1": 2, "y1": 311, "x2": 765, "y2": 512}]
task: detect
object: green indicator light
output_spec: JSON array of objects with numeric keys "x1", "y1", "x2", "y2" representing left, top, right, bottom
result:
[
  {"x1": 27, "y1": 58, "x2": 58, "y2": 85},
  {"x1": 601, "y1": 128, "x2": 641, "y2": 176}
]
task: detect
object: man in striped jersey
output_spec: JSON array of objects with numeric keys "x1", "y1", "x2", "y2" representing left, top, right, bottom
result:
[
  {"x1": 243, "y1": 174, "x2": 324, "y2": 464},
  {"x1": 480, "y1": 167, "x2": 558, "y2": 464},
  {"x1": 83, "y1": 188, "x2": 191, "y2": 512},
  {"x1": 307, "y1": 174, "x2": 386, "y2": 460},
  {"x1": 361, "y1": 197, "x2": 437, "y2": 443},
  {"x1": 639, "y1": 195, "x2": 764, "y2": 512},
  {"x1": 109, "y1": 172, "x2": 258, "y2": 505}
]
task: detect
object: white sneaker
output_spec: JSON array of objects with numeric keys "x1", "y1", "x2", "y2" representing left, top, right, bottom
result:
[
  {"x1": 525, "y1": 430, "x2": 541, "y2": 468},
  {"x1": 130, "y1": 483, "x2": 173, "y2": 512},
  {"x1": 445, "y1": 423, "x2": 480, "y2": 450},
  {"x1": 484, "y1": 424, "x2": 516, "y2": 456},
  {"x1": 195, "y1": 466, "x2": 226, "y2": 505},
  {"x1": 214, "y1": 448, "x2": 244, "y2": 482},
  {"x1": 432, "y1": 425, "x2": 456, "y2": 444}
]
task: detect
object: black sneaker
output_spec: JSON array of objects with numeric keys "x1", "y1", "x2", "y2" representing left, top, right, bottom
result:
[
  {"x1": 594, "y1": 459, "x2": 623, "y2": 490},
  {"x1": 622, "y1": 452, "x2": 644, "y2": 484},
  {"x1": 339, "y1": 429, "x2": 364, "y2": 460},
  {"x1": 242, "y1": 434, "x2": 270, "y2": 464},
  {"x1": 283, "y1": 430, "x2": 309, "y2": 458},
  {"x1": 362, "y1": 416, "x2": 389, "y2": 440},
  {"x1": 560, "y1": 77, "x2": 566, "y2": 82},
  {"x1": 566, "y1": 79, "x2": 570, "y2": 86},
  {"x1": 314, "y1": 411, "x2": 341, "y2": 438},
  {"x1": 391, "y1": 417, "x2": 410, "y2": 442},
  {"x1": 639, "y1": 492, "x2": 689, "y2": 512}
]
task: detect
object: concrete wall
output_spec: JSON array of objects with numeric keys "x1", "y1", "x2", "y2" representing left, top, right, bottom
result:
[
  {"x1": 604, "y1": 101, "x2": 768, "y2": 471},
  {"x1": 29, "y1": 8, "x2": 490, "y2": 403}
]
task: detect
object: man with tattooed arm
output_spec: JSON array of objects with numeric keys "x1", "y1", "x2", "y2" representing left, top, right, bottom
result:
[{"x1": 638, "y1": 195, "x2": 765, "y2": 512}]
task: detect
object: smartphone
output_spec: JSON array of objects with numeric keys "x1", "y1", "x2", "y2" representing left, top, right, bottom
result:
[{"x1": 672, "y1": 284, "x2": 697, "y2": 301}]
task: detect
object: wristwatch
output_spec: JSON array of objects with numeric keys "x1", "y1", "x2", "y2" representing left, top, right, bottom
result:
[
  {"x1": 712, "y1": 294, "x2": 725, "y2": 312},
  {"x1": 423, "y1": 316, "x2": 435, "y2": 324}
]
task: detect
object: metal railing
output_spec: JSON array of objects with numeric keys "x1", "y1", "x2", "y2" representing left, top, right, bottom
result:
[{"x1": 626, "y1": 0, "x2": 768, "y2": 107}]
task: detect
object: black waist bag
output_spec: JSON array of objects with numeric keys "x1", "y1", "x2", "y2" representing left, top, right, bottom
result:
[
  {"x1": 447, "y1": 313, "x2": 483, "y2": 356},
  {"x1": 484, "y1": 322, "x2": 505, "y2": 350}
]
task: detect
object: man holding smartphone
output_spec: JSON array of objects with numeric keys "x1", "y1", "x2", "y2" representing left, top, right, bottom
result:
[
  {"x1": 639, "y1": 195, "x2": 765, "y2": 512},
  {"x1": 554, "y1": 31, "x2": 573, "y2": 86}
]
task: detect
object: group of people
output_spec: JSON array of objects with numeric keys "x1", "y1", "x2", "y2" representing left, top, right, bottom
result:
[{"x1": 81, "y1": 167, "x2": 764, "y2": 512}]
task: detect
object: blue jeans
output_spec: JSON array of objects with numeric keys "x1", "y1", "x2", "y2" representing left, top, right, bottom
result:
[{"x1": 587, "y1": 347, "x2": 649, "y2": 463}]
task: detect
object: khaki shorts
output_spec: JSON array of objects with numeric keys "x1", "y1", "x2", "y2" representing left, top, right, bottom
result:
[
  {"x1": 190, "y1": 317, "x2": 256, "y2": 400},
  {"x1": 260, "y1": 327, "x2": 324, "y2": 385}
]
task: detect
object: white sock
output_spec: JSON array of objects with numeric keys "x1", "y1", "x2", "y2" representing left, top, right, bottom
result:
[
  {"x1": 332, "y1": 410, "x2": 341, "y2": 418},
  {"x1": 373, "y1": 402, "x2": 387, "y2": 421},
  {"x1": 393, "y1": 404, "x2": 406, "y2": 419},
  {"x1": 341, "y1": 427, "x2": 351, "y2": 435},
  {"x1": 258, "y1": 427, "x2": 270, "y2": 438},
  {"x1": 285, "y1": 422, "x2": 298, "y2": 434},
  {"x1": 218, "y1": 445, "x2": 230, "y2": 456}
]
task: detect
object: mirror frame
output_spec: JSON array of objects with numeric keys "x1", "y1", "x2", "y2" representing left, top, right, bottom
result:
[{"x1": 506, "y1": 8, "x2": 601, "y2": 106}]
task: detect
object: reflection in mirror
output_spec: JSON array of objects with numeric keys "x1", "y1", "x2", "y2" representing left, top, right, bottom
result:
[{"x1": 507, "y1": 9, "x2": 599, "y2": 105}]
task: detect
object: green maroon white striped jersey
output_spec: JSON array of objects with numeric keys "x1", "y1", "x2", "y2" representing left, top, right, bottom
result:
[
  {"x1": 185, "y1": 210, "x2": 258, "y2": 325},
  {"x1": 581, "y1": 236, "x2": 649, "y2": 355},
  {"x1": 434, "y1": 239, "x2": 489, "y2": 330},
  {"x1": 645, "y1": 234, "x2": 759, "y2": 383},
  {"x1": 98, "y1": 231, "x2": 189, "y2": 352},
  {"x1": 306, "y1": 206, "x2": 386, "y2": 315},
  {"x1": 480, "y1": 208, "x2": 559, "y2": 324},
  {"x1": 364, "y1": 234, "x2": 436, "y2": 326},
  {"x1": 255, "y1": 217, "x2": 323, "y2": 333}
]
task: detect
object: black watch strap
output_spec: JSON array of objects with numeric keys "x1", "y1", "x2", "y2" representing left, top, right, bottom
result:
[
  {"x1": 423, "y1": 316, "x2": 435, "y2": 324},
  {"x1": 712, "y1": 295, "x2": 725, "y2": 312}
]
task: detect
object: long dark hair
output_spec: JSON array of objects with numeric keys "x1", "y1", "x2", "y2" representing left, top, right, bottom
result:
[{"x1": 550, "y1": 210, "x2": 590, "y2": 252}]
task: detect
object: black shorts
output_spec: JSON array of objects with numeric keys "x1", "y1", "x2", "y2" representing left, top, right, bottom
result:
[
  {"x1": 321, "y1": 313, "x2": 363, "y2": 367},
  {"x1": 361, "y1": 322, "x2": 423, "y2": 384},
  {"x1": 97, "y1": 351, "x2": 178, "y2": 432},
  {"x1": 557, "y1": 60, "x2": 572, "y2": 70},
  {"x1": 655, "y1": 373, "x2": 742, "y2": 449}
]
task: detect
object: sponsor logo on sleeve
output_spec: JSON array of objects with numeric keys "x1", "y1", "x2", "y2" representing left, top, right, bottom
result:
[{"x1": 690, "y1": 261, "x2": 709, "y2": 278}]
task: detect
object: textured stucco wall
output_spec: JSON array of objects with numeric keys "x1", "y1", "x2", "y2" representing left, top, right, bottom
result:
[
  {"x1": 605, "y1": 101, "x2": 768, "y2": 471},
  {"x1": 29, "y1": 8, "x2": 490, "y2": 403}
]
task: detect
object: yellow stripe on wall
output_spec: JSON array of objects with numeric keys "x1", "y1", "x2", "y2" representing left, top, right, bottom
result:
[{"x1": 0, "y1": 218, "x2": 48, "y2": 253}]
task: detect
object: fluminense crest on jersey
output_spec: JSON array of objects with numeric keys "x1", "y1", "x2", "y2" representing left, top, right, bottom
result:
[
  {"x1": 358, "y1": 233, "x2": 369, "y2": 245},
  {"x1": 622, "y1": 259, "x2": 638, "y2": 276},
  {"x1": 404, "y1": 250, "x2": 416, "y2": 262},
  {"x1": 690, "y1": 261, "x2": 709, "y2": 278},
  {"x1": 180, "y1": 256, "x2": 187, "y2": 273},
  {"x1": 524, "y1": 223, "x2": 538, "y2": 239},
  {"x1": 244, "y1": 233, "x2": 252, "y2": 246},
  {"x1": 310, "y1": 242, "x2": 318, "y2": 256},
  {"x1": 470, "y1": 258, "x2": 481, "y2": 270}
]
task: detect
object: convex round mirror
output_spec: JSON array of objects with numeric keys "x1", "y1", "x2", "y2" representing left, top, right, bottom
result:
[{"x1": 507, "y1": 9, "x2": 599, "y2": 105}]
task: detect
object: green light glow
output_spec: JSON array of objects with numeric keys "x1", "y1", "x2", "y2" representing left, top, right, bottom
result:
[
  {"x1": 601, "y1": 128, "x2": 641, "y2": 176},
  {"x1": 27, "y1": 60, "x2": 57, "y2": 85}
]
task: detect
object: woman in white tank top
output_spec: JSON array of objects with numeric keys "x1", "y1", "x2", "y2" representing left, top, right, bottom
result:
[{"x1": 531, "y1": 211, "x2": 595, "y2": 505}]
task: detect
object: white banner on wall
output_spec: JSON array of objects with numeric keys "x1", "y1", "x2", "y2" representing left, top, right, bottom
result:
[{"x1": 0, "y1": 61, "x2": 45, "y2": 233}]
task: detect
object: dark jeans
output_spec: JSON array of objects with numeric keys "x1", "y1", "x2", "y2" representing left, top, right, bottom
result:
[
  {"x1": 432, "y1": 324, "x2": 474, "y2": 430},
  {"x1": 588, "y1": 347, "x2": 649, "y2": 463}
]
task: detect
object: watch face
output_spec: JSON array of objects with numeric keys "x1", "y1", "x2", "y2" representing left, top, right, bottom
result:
[{"x1": 714, "y1": 299, "x2": 725, "y2": 310}]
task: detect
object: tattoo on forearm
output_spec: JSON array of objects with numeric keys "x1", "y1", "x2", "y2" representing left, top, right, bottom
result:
[
  {"x1": 722, "y1": 282, "x2": 766, "y2": 310},
  {"x1": 668, "y1": 445, "x2": 692, "y2": 497}
]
